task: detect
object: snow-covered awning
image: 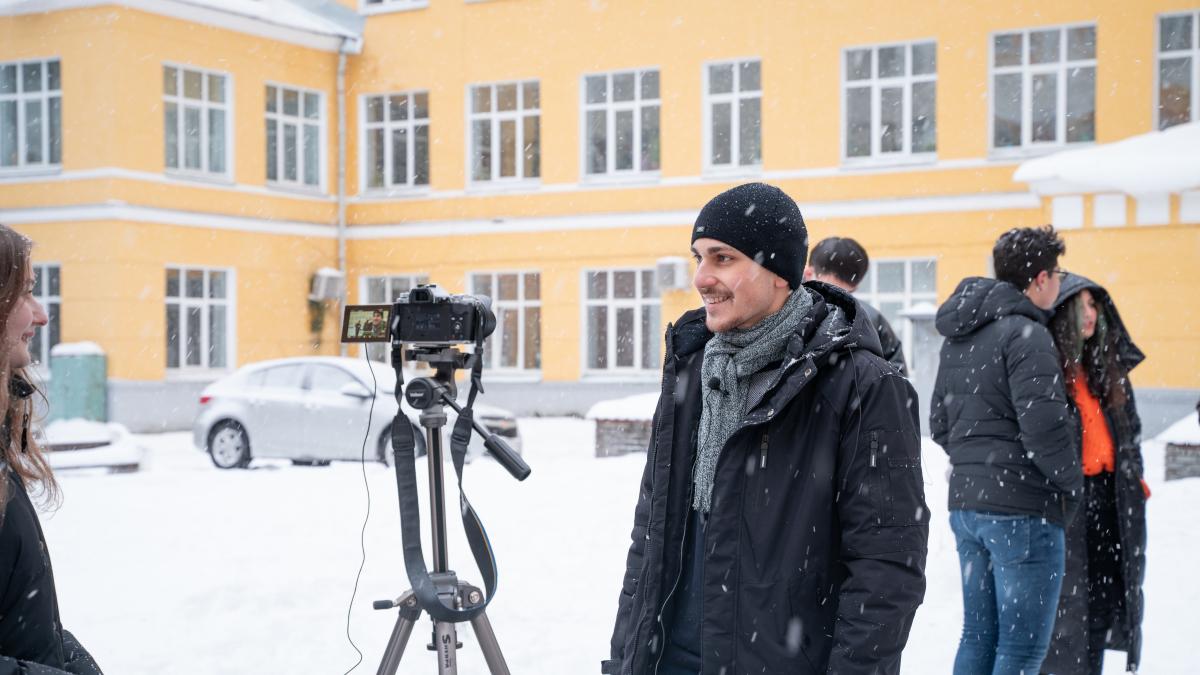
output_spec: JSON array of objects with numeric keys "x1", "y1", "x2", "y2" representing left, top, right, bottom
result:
[{"x1": 1014, "y1": 122, "x2": 1200, "y2": 196}]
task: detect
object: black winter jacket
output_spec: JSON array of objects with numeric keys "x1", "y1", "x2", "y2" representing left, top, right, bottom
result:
[
  {"x1": 1042, "y1": 273, "x2": 1147, "y2": 675},
  {"x1": 858, "y1": 302, "x2": 907, "y2": 377},
  {"x1": 929, "y1": 277, "x2": 1082, "y2": 526},
  {"x1": 1, "y1": 383, "x2": 102, "y2": 675},
  {"x1": 605, "y1": 283, "x2": 928, "y2": 675}
]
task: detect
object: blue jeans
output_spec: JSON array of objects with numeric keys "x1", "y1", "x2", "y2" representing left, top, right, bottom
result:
[{"x1": 950, "y1": 510, "x2": 1066, "y2": 675}]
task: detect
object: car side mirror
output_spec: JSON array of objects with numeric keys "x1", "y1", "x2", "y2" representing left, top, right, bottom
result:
[{"x1": 339, "y1": 382, "x2": 373, "y2": 400}]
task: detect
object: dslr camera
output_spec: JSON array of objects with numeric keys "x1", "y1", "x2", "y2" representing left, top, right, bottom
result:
[{"x1": 342, "y1": 284, "x2": 496, "y2": 347}]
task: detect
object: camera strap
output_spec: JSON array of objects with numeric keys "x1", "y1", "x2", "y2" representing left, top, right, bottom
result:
[{"x1": 390, "y1": 342, "x2": 498, "y2": 623}]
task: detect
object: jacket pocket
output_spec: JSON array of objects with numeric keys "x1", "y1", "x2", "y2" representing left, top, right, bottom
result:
[
  {"x1": 870, "y1": 430, "x2": 926, "y2": 527},
  {"x1": 739, "y1": 580, "x2": 819, "y2": 675}
]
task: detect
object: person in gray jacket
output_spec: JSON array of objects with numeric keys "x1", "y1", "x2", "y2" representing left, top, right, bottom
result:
[{"x1": 803, "y1": 236, "x2": 907, "y2": 376}]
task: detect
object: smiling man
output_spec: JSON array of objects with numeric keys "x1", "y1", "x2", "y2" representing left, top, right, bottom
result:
[{"x1": 603, "y1": 183, "x2": 929, "y2": 675}]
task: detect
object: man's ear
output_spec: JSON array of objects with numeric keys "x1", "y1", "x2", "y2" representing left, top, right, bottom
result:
[{"x1": 802, "y1": 265, "x2": 815, "y2": 282}]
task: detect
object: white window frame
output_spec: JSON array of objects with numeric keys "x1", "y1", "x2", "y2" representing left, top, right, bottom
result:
[
  {"x1": 840, "y1": 40, "x2": 937, "y2": 165},
  {"x1": 265, "y1": 82, "x2": 326, "y2": 191},
  {"x1": 702, "y1": 58, "x2": 762, "y2": 174},
  {"x1": 580, "y1": 268, "x2": 661, "y2": 377},
  {"x1": 359, "y1": 0, "x2": 428, "y2": 15},
  {"x1": 466, "y1": 80, "x2": 541, "y2": 187},
  {"x1": 579, "y1": 68, "x2": 662, "y2": 182},
  {"x1": 988, "y1": 23, "x2": 1097, "y2": 157},
  {"x1": 30, "y1": 262, "x2": 60, "y2": 372},
  {"x1": 359, "y1": 273, "x2": 428, "y2": 361},
  {"x1": 360, "y1": 90, "x2": 431, "y2": 194},
  {"x1": 162, "y1": 63, "x2": 233, "y2": 180},
  {"x1": 853, "y1": 258, "x2": 937, "y2": 375},
  {"x1": 468, "y1": 271, "x2": 542, "y2": 375},
  {"x1": 1156, "y1": 10, "x2": 1200, "y2": 130},
  {"x1": 165, "y1": 266, "x2": 236, "y2": 373},
  {"x1": 0, "y1": 57, "x2": 62, "y2": 175}
]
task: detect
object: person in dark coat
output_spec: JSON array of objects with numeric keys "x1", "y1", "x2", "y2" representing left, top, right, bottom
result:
[
  {"x1": 930, "y1": 225, "x2": 1083, "y2": 675},
  {"x1": 1041, "y1": 273, "x2": 1148, "y2": 675},
  {"x1": 0, "y1": 224, "x2": 103, "y2": 675},
  {"x1": 603, "y1": 184, "x2": 928, "y2": 675},
  {"x1": 804, "y1": 236, "x2": 908, "y2": 376}
]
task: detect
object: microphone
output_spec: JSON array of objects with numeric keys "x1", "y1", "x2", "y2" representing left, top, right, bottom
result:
[{"x1": 708, "y1": 377, "x2": 722, "y2": 393}]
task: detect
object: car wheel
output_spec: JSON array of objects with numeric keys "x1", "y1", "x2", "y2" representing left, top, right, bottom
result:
[
  {"x1": 209, "y1": 421, "x2": 251, "y2": 469},
  {"x1": 378, "y1": 422, "x2": 426, "y2": 466}
]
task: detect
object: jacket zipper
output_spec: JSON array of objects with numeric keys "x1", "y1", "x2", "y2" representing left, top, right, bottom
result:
[
  {"x1": 759, "y1": 430, "x2": 770, "y2": 470},
  {"x1": 651, "y1": 464, "x2": 697, "y2": 675}
]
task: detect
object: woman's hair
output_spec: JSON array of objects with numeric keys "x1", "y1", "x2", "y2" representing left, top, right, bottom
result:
[
  {"x1": 1050, "y1": 289, "x2": 1130, "y2": 415},
  {"x1": 0, "y1": 224, "x2": 58, "y2": 508}
]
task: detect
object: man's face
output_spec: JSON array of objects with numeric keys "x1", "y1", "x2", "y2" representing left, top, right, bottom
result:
[
  {"x1": 371, "y1": 312, "x2": 384, "y2": 325},
  {"x1": 692, "y1": 237, "x2": 791, "y2": 333}
]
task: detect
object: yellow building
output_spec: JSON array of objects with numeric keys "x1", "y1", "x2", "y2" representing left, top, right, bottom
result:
[{"x1": 1, "y1": 0, "x2": 1197, "y2": 431}]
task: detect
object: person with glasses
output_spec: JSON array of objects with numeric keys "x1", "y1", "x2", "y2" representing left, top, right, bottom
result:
[
  {"x1": 1042, "y1": 274, "x2": 1148, "y2": 675},
  {"x1": 930, "y1": 225, "x2": 1083, "y2": 675}
]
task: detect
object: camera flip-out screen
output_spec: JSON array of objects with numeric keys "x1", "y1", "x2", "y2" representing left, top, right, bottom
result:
[{"x1": 341, "y1": 304, "x2": 392, "y2": 343}]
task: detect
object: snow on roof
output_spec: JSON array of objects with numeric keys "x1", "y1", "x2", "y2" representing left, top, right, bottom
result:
[
  {"x1": 177, "y1": 0, "x2": 362, "y2": 40},
  {"x1": 1156, "y1": 411, "x2": 1200, "y2": 446},
  {"x1": 1014, "y1": 122, "x2": 1200, "y2": 196},
  {"x1": 586, "y1": 392, "x2": 659, "y2": 421},
  {"x1": 50, "y1": 341, "x2": 105, "y2": 357}
]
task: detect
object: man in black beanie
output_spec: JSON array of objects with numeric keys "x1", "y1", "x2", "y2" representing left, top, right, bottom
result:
[{"x1": 604, "y1": 183, "x2": 928, "y2": 675}]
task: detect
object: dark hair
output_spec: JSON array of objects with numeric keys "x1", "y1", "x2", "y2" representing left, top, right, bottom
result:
[
  {"x1": 0, "y1": 225, "x2": 58, "y2": 509},
  {"x1": 992, "y1": 225, "x2": 1065, "y2": 290},
  {"x1": 809, "y1": 237, "x2": 869, "y2": 287},
  {"x1": 1049, "y1": 289, "x2": 1130, "y2": 421}
]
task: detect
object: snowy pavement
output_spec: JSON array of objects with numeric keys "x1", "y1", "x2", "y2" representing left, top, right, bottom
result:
[{"x1": 38, "y1": 418, "x2": 1196, "y2": 674}]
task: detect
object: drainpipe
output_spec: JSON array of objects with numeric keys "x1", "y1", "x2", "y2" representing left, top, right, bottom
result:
[{"x1": 336, "y1": 39, "x2": 350, "y2": 356}]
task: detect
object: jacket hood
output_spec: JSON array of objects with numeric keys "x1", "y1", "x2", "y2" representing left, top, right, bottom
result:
[
  {"x1": 1053, "y1": 272, "x2": 1145, "y2": 371},
  {"x1": 670, "y1": 281, "x2": 883, "y2": 363},
  {"x1": 935, "y1": 277, "x2": 1047, "y2": 338}
]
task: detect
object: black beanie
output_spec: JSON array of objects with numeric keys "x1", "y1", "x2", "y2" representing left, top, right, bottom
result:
[{"x1": 691, "y1": 182, "x2": 808, "y2": 289}]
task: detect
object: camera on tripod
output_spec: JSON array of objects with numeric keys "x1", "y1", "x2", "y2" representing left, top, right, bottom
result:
[
  {"x1": 340, "y1": 283, "x2": 529, "y2": 675},
  {"x1": 341, "y1": 284, "x2": 495, "y2": 347}
]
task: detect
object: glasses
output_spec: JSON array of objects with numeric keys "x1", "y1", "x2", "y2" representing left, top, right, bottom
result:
[{"x1": 1053, "y1": 268, "x2": 1069, "y2": 279}]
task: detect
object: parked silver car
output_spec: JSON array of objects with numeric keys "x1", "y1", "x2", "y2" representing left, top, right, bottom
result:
[{"x1": 192, "y1": 357, "x2": 521, "y2": 469}]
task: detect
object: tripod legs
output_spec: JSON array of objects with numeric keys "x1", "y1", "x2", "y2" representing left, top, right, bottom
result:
[{"x1": 375, "y1": 583, "x2": 511, "y2": 675}]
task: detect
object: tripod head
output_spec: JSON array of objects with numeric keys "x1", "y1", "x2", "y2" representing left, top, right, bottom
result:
[{"x1": 400, "y1": 346, "x2": 530, "y2": 481}]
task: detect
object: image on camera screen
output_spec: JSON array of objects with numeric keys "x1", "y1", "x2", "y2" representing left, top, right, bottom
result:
[{"x1": 341, "y1": 304, "x2": 392, "y2": 343}]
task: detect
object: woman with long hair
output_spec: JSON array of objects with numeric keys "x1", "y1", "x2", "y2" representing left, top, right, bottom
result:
[
  {"x1": 1042, "y1": 273, "x2": 1148, "y2": 675},
  {"x1": 0, "y1": 224, "x2": 102, "y2": 674}
]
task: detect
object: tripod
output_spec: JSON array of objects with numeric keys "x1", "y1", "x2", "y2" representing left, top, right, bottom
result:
[{"x1": 374, "y1": 348, "x2": 529, "y2": 675}]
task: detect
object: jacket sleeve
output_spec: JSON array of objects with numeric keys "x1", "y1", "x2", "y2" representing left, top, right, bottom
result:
[
  {"x1": 60, "y1": 631, "x2": 101, "y2": 675},
  {"x1": 928, "y1": 348, "x2": 949, "y2": 450},
  {"x1": 1004, "y1": 324, "x2": 1083, "y2": 512},
  {"x1": 602, "y1": 409, "x2": 658, "y2": 674},
  {"x1": 0, "y1": 656, "x2": 77, "y2": 675},
  {"x1": 829, "y1": 369, "x2": 928, "y2": 675}
]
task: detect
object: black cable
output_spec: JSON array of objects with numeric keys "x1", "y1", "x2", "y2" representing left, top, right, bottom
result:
[{"x1": 342, "y1": 349, "x2": 379, "y2": 675}]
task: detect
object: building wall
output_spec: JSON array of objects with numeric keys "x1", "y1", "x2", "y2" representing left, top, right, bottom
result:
[{"x1": 1, "y1": 1, "x2": 1198, "y2": 430}]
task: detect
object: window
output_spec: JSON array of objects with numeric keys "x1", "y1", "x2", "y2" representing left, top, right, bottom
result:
[
  {"x1": 30, "y1": 263, "x2": 60, "y2": 368},
  {"x1": 362, "y1": 0, "x2": 427, "y2": 9},
  {"x1": 0, "y1": 59, "x2": 61, "y2": 171},
  {"x1": 166, "y1": 267, "x2": 232, "y2": 370},
  {"x1": 469, "y1": 81, "x2": 540, "y2": 183},
  {"x1": 470, "y1": 272, "x2": 541, "y2": 372},
  {"x1": 991, "y1": 25, "x2": 1096, "y2": 151},
  {"x1": 1158, "y1": 12, "x2": 1200, "y2": 129},
  {"x1": 163, "y1": 65, "x2": 230, "y2": 176},
  {"x1": 363, "y1": 91, "x2": 429, "y2": 191},
  {"x1": 266, "y1": 84, "x2": 322, "y2": 188},
  {"x1": 308, "y1": 365, "x2": 357, "y2": 392},
  {"x1": 362, "y1": 274, "x2": 427, "y2": 362},
  {"x1": 704, "y1": 59, "x2": 761, "y2": 170},
  {"x1": 583, "y1": 269, "x2": 660, "y2": 373},
  {"x1": 583, "y1": 69, "x2": 660, "y2": 177},
  {"x1": 844, "y1": 42, "x2": 937, "y2": 161},
  {"x1": 854, "y1": 259, "x2": 936, "y2": 373}
]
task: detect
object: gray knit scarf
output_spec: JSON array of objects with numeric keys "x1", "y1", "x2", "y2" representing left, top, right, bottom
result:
[{"x1": 693, "y1": 288, "x2": 813, "y2": 512}]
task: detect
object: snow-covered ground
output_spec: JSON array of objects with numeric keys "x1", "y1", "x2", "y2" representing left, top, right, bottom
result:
[{"x1": 37, "y1": 418, "x2": 1196, "y2": 674}]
